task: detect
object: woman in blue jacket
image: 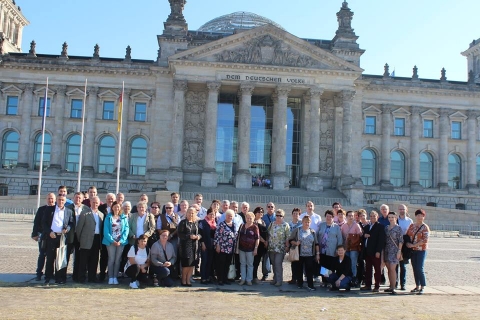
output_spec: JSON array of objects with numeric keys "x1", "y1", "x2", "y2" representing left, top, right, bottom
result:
[{"x1": 103, "y1": 201, "x2": 129, "y2": 285}]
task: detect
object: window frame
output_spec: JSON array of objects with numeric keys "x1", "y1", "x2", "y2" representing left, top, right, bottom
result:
[
  {"x1": 423, "y1": 119, "x2": 434, "y2": 138},
  {"x1": 394, "y1": 117, "x2": 405, "y2": 136},
  {"x1": 65, "y1": 134, "x2": 81, "y2": 173},
  {"x1": 98, "y1": 135, "x2": 116, "y2": 174},
  {"x1": 361, "y1": 149, "x2": 376, "y2": 186},
  {"x1": 364, "y1": 116, "x2": 376, "y2": 134},
  {"x1": 451, "y1": 121, "x2": 462, "y2": 140},
  {"x1": 70, "y1": 99, "x2": 84, "y2": 119},
  {"x1": 1, "y1": 131, "x2": 20, "y2": 169},
  {"x1": 102, "y1": 101, "x2": 115, "y2": 120},
  {"x1": 6, "y1": 95, "x2": 19, "y2": 115},
  {"x1": 130, "y1": 137, "x2": 147, "y2": 175},
  {"x1": 134, "y1": 102, "x2": 147, "y2": 122},
  {"x1": 38, "y1": 97, "x2": 51, "y2": 117}
]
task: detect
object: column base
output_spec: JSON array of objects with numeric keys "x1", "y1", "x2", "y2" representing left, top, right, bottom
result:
[
  {"x1": 379, "y1": 180, "x2": 394, "y2": 191},
  {"x1": 234, "y1": 170, "x2": 252, "y2": 189},
  {"x1": 13, "y1": 163, "x2": 28, "y2": 174},
  {"x1": 467, "y1": 184, "x2": 480, "y2": 194},
  {"x1": 437, "y1": 183, "x2": 450, "y2": 193},
  {"x1": 81, "y1": 166, "x2": 95, "y2": 178},
  {"x1": 271, "y1": 172, "x2": 290, "y2": 191},
  {"x1": 339, "y1": 183, "x2": 365, "y2": 207},
  {"x1": 300, "y1": 175, "x2": 308, "y2": 189},
  {"x1": 409, "y1": 181, "x2": 423, "y2": 192},
  {"x1": 166, "y1": 168, "x2": 183, "y2": 192},
  {"x1": 201, "y1": 170, "x2": 218, "y2": 188},
  {"x1": 113, "y1": 167, "x2": 128, "y2": 179},
  {"x1": 306, "y1": 174, "x2": 323, "y2": 192},
  {"x1": 46, "y1": 165, "x2": 61, "y2": 175}
]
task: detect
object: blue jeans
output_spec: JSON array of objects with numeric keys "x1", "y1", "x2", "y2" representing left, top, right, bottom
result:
[
  {"x1": 239, "y1": 250, "x2": 254, "y2": 281},
  {"x1": 396, "y1": 260, "x2": 407, "y2": 287},
  {"x1": 328, "y1": 273, "x2": 352, "y2": 289},
  {"x1": 346, "y1": 251, "x2": 359, "y2": 277},
  {"x1": 36, "y1": 236, "x2": 46, "y2": 277},
  {"x1": 411, "y1": 250, "x2": 427, "y2": 287}
]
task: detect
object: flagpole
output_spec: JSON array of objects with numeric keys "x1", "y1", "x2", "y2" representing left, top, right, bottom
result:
[
  {"x1": 77, "y1": 79, "x2": 87, "y2": 192},
  {"x1": 116, "y1": 82, "x2": 124, "y2": 194},
  {"x1": 36, "y1": 77, "x2": 48, "y2": 209}
]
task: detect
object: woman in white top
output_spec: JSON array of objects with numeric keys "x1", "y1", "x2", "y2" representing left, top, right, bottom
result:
[{"x1": 124, "y1": 234, "x2": 150, "y2": 289}]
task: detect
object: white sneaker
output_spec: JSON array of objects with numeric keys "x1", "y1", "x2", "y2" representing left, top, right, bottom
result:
[
  {"x1": 129, "y1": 281, "x2": 139, "y2": 289},
  {"x1": 108, "y1": 278, "x2": 114, "y2": 285},
  {"x1": 113, "y1": 278, "x2": 119, "y2": 285}
]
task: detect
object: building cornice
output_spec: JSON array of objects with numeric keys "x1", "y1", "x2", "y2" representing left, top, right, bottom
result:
[
  {"x1": 1, "y1": 0, "x2": 29, "y2": 26},
  {"x1": 364, "y1": 83, "x2": 480, "y2": 98}
]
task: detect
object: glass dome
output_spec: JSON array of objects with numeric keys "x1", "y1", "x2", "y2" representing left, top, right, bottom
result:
[{"x1": 198, "y1": 11, "x2": 284, "y2": 33}]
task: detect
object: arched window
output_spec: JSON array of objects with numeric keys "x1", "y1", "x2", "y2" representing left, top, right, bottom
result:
[
  {"x1": 361, "y1": 149, "x2": 376, "y2": 186},
  {"x1": 390, "y1": 150, "x2": 405, "y2": 187},
  {"x1": 419, "y1": 152, "x2": 434, "y2": 188},
  {"x1": 1, "y1": 131, "x2": 19, "y2": 169},
  {"x1": 130, "y1": 137, "x2": 147, "y2": 175},
  {"x1": 98, "y1": 135, "x2": 116, "y2": 174},
  {"x1": 448, "y1": 154, "x2": 462, "y2": 189},
  {"x1": 33, "y1": 132, "x2": 51, "y2": 170},
  {"x1": 66, "y1": 134, "x2": 81, "y2": 172}
]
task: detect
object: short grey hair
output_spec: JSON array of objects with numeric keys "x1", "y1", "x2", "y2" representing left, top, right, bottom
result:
[{"x1": 222, "y1": 200, "x2": 230, "y2": 206}]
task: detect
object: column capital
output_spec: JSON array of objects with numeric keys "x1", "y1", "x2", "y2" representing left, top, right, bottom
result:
[
  {"x1": 340, "y1": 90, "x2": 355, "y2": 102},
  {"x1": 410, "y1": 105, "x2": 423, "y2": 115},
  {"x1": 303, "y1": 93, "x2": 311, "y2": 105},
  {"x1": 238, "y1": 82, "x2": 255, "y2": 96},
  {"x1": 173, "y1": 80, "x2": 188, "y2": 91},
  {"x1": 55, "y1": 85, "x2": 67, "y2": 95},
  {"x1": 275, "y1": 84, "x2": 292, "y2": 98},
  {"x1": 308, "y1": 86, "x2": 324, "y2": 99},
  {"x1": 382, "y1": 103, "x2": 394, "y2": 113},
  {"x1": 88, "y1": 86, "x2": 99, "y2": 96},
  {"x1": 207, "y1": 81, "x2": 221, "y2": 93},
  {"x1": 23, "y1": 83, "x2": 34, "y2": 91},
  {"x1": 439, "y1": 108, "x2": 451, "y2": 117},
  {"x1": 467, "y1": 109, "x2": 480, "y2": 119}
]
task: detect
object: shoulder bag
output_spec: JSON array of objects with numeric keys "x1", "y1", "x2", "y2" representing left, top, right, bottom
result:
[{"x1": 288, "y1": 229, "x2": 300, "y2": 262}]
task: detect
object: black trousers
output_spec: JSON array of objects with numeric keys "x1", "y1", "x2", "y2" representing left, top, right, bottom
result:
[
  {"x1": 45, "y1": 235, "x2": 68, "y2": 282},
  {"x1": 99, "y1": 244, "x2": 108, "y2": 280},
  {"x1": 216, "y1": 252, "x2": 232, "y2": 283},
  {"x1": 78, "y1": 234, "x2": 101, "y2": 282},
  {"x1": 71, "y1": 235, "x2": 80, "y2": 281},
  {"x1": 293, "y1": 256, "x2": 315, "y2": 288},
  {"x1": 125, "y1": 265, "x2": 149, "y2": 283}
]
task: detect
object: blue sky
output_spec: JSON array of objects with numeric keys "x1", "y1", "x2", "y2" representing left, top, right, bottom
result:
[{"x1": 19, "y1": 0, "x2": 480, "y2": 81}]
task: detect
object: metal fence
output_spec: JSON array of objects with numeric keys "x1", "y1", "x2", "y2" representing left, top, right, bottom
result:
[
  {"x1": 428, "y1": 222, "x2": 480, "y2": 239},
  {"x1": 0, "y1": 207, "x2": 36, "y2": 222}
]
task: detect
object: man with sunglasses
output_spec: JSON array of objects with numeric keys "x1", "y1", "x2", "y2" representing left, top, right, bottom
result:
[{"x1": 260, "y1": 202, "x2": 276, "y2": 281}]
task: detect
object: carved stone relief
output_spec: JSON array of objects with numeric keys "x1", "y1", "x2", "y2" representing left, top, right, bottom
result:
[
  {"x1": 183, "y1": 90, "x2": 207, "y2": 170},
  {"x1": 319, "y1": 99, "x2": 335, "y2": 176},
  {"x1": 215, "y1": 35, "x2": 326, "y2": 68}
]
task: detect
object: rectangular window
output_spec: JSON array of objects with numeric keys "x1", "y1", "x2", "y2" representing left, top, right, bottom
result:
[
  {"x1": 451, "y1": 121, "x2": 461, "y2": 139},
  {"x1": 394, "y1": 118, "x2": 405, "y2": 136},
  {"x1": 70, "y1": 99, "x2": 83, "y2": 118},
  {"x1": 38, "y1": 97, "x2": 51, "y2": 117},
  {"x1": 423, "y1": 119, "x2": 433, "y2": 138},
  {"x1": 365, "y1": 116, "x2": 376, "y2": 134},
  {"x1": 103, "y1": 101, "x2": 115, "y2": 120},
  {"x1": 134, "y1": 102, "x2": 147, "y2": 122},
  {"x1": 6, "y1": 96, "x2": 18, "y2": 115}
]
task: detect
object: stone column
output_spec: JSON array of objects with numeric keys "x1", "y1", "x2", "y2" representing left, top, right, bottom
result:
[
  {"x1": 170, "y1": 80, "x2": 188, "y2": 169},
  {"x1": 438, "y1": 108, "x2": 450, "y2": 191},
  {"x1": 271, "y1": 85, "x2": 291, "y2": 190},
  {"x1": 118, "y1": 89, "x2": 130, "y2": 177},
  {"x1": 201, "y1": 81, "x2": 221, "y2": 187},
  {"x1": 409, "y1": 106, "x2": 422, "y2": 191},
  {"x1": 466, "y1": 110, "x2": 478, "y2": 191},
  {"x1": 49, "y1": 85, "x2": 66, "y2": 171},
  {"x1": 379, "y1": 104, "x2": 394, "y2": 190},
  {"x1": 300, "y1": 93, "x2": 311, "y2": 188},
  {"x1": 17, "y1": 83, "x2": 34, "y2": 170},
  {"x1": 306, "y1": 87, "x2": 324, "y2": 191},
  {"x1": 235, "y1": 82, "x2": 255, "y2": 189},
  {"x1": 0, "y1": 82, "x2": 4, "y2": 112},
  {"x1": 82, "y1": 86, "x2": 98, "y2": 176},
  {"x1": 340, "y1": 90, "x2": 355, "y2": 179}
]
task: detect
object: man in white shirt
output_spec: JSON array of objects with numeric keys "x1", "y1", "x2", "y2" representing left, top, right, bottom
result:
[
  {"x1": 397, "y1": 204, "x2": 413, "y2": 290},
  {"x1": 194, "y1": 193, "x2": 208, "y2": 220},
  {"x1": 42, "y1": 195, "x2": 73, "y2": 285},
  {"x1": 300, "y1": 201, "x2": 322, "y2": 233}
]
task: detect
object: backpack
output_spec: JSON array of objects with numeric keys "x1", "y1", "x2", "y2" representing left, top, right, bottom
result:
[{"x1": 134, "y1": 244, "x2": 150, "y2": 256}]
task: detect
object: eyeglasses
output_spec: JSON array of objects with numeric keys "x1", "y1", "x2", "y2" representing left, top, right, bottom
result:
[
  {"x1": 276, "y1": 215, "x2": 283, "y2": 218},
  {"x1": 151, "y1": 206, "x2": 159, "y2": 209},
  {"x1": 267, "y1": 206, "x2": 274, "y2": 208},
  {"x1": 166, "y1": 207, "x2": 173, "y2": 209}
]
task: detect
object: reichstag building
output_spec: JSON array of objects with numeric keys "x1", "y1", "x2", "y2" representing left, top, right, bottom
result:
[{"x1": 1, "y1": 0, "x2": 480, "y2": 209}]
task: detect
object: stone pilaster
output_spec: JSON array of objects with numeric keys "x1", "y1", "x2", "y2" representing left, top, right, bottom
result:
[
  {"x1": 306, "y1": 87, "x2": 324, "y2": 191},
  {"x1": 16, "y1": 83, "x2": 34, "y2": 171},
  {"x1": 271, "y1": 85, "x2": 291, "y2": 190},
  {"x1": 300, "y1": 93, "x2": 311, "y2": 188},
  {"x1": 438, "y1": 108, "x2": 450, "y2": 191},
  {"x1": 467, "y1": 110, "x2": 479, "y2": 192},
  {"x1": 118, "y1": 88, "x2": 130, "y2": 177},
  {"x1": 409, "y1": 106, "x2": 422, "y2": 191},
  {"x1": 83, "y1": 86, "x2": 98, "y2": 176},
  {"x1": 380, "y1": 104, "x2": 394, "y2": 190},
  {"x1": 49, "y1": 85, "x2": 66, "y2": 171},
  {"x1": 235, "y1": 82, "x2": 255, "y2": 189},
  {"x1": 201, "y1": 81, "x2": 221, "y2": 187}
]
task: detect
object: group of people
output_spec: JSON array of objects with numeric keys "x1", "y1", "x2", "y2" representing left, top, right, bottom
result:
[{"x1": 31, "y1": 186, "x2": 430, "y2": 294}]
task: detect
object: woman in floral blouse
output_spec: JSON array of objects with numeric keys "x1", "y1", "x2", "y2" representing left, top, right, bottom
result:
[
  {"x1": 266, "y1": 209, "x2": 291, "y2": 287},
  {"x1": 214, "y1": 209, "x2": 237, "y2": 285},
  {"x1": 406, "y1": 209, "x2": 430, "y2": 295}
]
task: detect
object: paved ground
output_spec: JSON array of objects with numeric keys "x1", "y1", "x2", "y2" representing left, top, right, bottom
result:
[{"x1": 0, "y1": 221, "x2": 479, "y2": 319}]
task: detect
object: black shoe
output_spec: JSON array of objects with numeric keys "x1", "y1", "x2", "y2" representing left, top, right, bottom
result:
[
  {"x1": 35, "y1": 275, "x2": 42, "y2": 281},
  {"x1": 218, "y1": 281, "x2": 224, "y2": 286},
  {"x1": 261, "y1": 275, "x2": 267, "y2": 281},
  {"x1": 380, "y1": 275, "x2": 386, "y2": 285},
  {"x1": 417, "y1": 288, "x2": 424, "y2": 295},
  {"x1": 88, "y1": 278, "x2": 99, "y2": 283},
  {"x1": 55, "y1": 280, "x2": 66, "y2": 285},
  {"x1": 224, "y1": 281, "x2": 231, "y2": 285},
  {"x1": 400, "y1": 286, "x2": 406, "y2": 291},
  {"x1": 360, "y1": 286, "x2": 371, "y2": 291},
  {"x1": 44, "y1": 279, "x2": 50, "y2": 285},
  {"x1": 391, "y1": 290, "x2": 397, "y2": 295},
  {"x1": 329, "y1": 287, "x2": 339, "y2": 291},
  {"x1": 345, "y1": 287, "x2": 351, "y2": 292}
]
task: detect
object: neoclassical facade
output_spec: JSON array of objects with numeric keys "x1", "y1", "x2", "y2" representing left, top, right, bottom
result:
[
  {"x1": 1, "y1": 1, "x2": 480, "y2": 209},
  {"x1": 0, "y1": 0, "x2": 28, "y2": 54}
]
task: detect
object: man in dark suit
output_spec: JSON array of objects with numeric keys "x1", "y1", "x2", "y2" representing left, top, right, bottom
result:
[
  {"x1": 71, "y1": 191, "x2": 91, "y2": 282},
  {"x1": 361, "y1": 211, "x2": 386, "y2": 292},
  {"x1": 31, "y1": 192, "x2": 56, "y2": 281},
  {"x1": 42, "y1": 195, "x2": 74, "y2": 285},
  {"x1": 76, "y1": 196, "x2": 104, "y2": 283},
  {"x1": 97, "y1": 193, "x2": 115, "y2": 281}
]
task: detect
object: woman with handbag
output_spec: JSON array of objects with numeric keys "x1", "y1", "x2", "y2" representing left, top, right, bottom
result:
[
  {"x1": 384, "y1": 211, "x2": 404, "y2": 295},
  {"x1": 198, "y1": 208, "x2": 216, "y2": 284},
  {"x1": 288, "y1": 215, "x2": 319, "y2": 291},
  {"x1": 177, "y1": 207, "x2": 201, "y2": 286},
  {"x1": 214, "y1": 209, "x2": 237, "y2": 285},
  {"x1": 266, "y1": 209, "x2": 291, "y2": 287},
  {"x1": 237, "y1": 212, "x2": 259, "y2": 286},
  {"x1": 406, "y1": 209, "x2": 430, "y2": 295},
  {"x1": 341, "y1": 210, "x2": 363, "y2": 285},
  {"x1": 252, "y1": 207, "x2": 268, "y2": 284}
]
